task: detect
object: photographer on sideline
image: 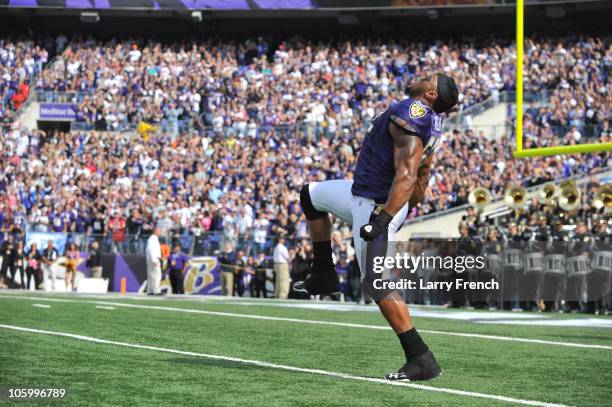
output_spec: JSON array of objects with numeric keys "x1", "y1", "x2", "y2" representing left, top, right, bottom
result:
[{"x1": 87, "y1": 240, "x2": 103, "y2": 278}]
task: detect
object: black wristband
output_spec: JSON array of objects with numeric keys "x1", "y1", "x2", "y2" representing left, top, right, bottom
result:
[{"x1": 374, "y1": 209, "x2": 394, "y2": 227}]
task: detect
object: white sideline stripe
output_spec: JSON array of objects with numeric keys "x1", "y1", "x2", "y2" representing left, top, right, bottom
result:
[
  {"x1": 95, "y1": 306, "x2": 115, "y2": 310},
  {"x1": 0, "y1": 324, "x2": 570, "y2": 407},
  {"x1": 2, "y1": 295, "x2": 612, "y2": 351},
  {"x1": 32, "y1": 304, "x2": 51, "y2": 309}
]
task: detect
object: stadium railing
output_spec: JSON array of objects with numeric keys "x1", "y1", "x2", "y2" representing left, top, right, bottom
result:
[
  {"x1": 36, "y1": 90, "x2": 92, "y2": 104},
  {"x1": 444, "y1": 90, "x2": 510, "y2": 129},
  {"x1": 63, "y1": 115, "x2": 597, "y2": 141},
  {"x1": 34, "y1": 88, "x2": 604, "y2": 140}
]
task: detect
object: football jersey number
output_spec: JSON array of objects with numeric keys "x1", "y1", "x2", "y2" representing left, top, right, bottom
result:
[
  {"x1": 367, "y1": 110, "x2": 385, "y2": 134},
  {"x1": 421, "y1": 135, "x2": 440, "y2": 164}
]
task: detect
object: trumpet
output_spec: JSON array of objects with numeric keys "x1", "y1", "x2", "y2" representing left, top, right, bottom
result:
[
  {"x1": 535, "y1": 182, "x2": 558, "y2": 206},
  {"x1": 504, "y1": 185, "x2": 528, "y2": 210},
  {"x1": 468, "y1": 187, "x2": 493, "y2": 211},
  {"x1": 558, "y1": 181, "x2": 581, "y2": 212},
  {"x1": 593, "y1": 186, "x2": 612, "y2": 213}
]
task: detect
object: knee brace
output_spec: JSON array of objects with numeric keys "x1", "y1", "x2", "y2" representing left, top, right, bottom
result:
[{"x1": 300, "y1": 184, "x2": 328, "y2": 221}]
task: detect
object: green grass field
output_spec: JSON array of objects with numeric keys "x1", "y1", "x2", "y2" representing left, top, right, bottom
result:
[{"x1": 1, "y1": 292, "x2": 611, "y2": 406}]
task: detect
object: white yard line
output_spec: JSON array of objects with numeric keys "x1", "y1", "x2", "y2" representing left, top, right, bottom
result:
[
  {"x1": 1, "y1": 294, "x2": 611, "y2": 351},
  {"x1": 0, "y1": 323, "x2": 571, "y2": 407},
  {"x1": 413, "y1": 329, "x2": 612, "y2": 350},
  {"x1": 32, "y1": 304, "x2": 51, "y2": 309},
  {"x1": 95, "y1": 305, "x2": 115, "y2": 310}
]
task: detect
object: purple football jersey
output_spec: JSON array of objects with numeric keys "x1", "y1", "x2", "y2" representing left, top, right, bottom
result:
[{"x1": 352, "y1": 98, "x2": 443, "y2": 202}]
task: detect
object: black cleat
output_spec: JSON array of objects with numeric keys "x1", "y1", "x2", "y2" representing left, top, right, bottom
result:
[
  {"x1": 293, "y1": 271, "x2": 340, "y2": 296},
  {"x1": 384, "y1": 351, "x2": 442, "y2": 381}
]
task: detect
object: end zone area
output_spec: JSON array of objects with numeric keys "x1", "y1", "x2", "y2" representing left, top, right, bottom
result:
[{"x1": 1, "y1": 292, "x2": 611, "y2": 406}]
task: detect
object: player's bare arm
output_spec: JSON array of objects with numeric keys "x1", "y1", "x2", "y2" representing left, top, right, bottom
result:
[
  {"x1": 409, "y1": 155, "x2": 433, "y2": 209},
  {"x1": 359, "y1": 122, "x2": 423, "y2": 241},
  {"x1": 385, "y1": 122, "x2": 425, "y2": 215}
]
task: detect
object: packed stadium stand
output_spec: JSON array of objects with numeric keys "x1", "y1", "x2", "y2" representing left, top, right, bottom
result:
[
  {"x1": 0, "y1": 3, "x2": 610, "y2": 312},
  {"x1": 2, "y1": 5, "x2": 612, "y2": 407},
  {"x1": 2, "y1": 33, "x2": 609, "y2": 231}
]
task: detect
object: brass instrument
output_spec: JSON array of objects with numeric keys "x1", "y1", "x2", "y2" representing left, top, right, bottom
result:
[
  {"x1": 504, "y1": 185, "x2": 528, "y2": 210},
  {"x1": 558, "y1": 180, "x2": 581, "y2": 212},
  {"x1": 468, "y1": 187, "x2": 493, "y2": 211},
  {"x1": 536, "y1": 182, "x2": 558, "y2": 206},
  {"x1": 593, "y1": 186, "x2": 612, "y2": 213},
  {"x1": 559, "y1": 180, "x2": 576, "y2": 190}
]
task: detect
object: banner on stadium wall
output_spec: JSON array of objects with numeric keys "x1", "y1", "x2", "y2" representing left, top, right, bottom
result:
[
  {"x1": 0, "y1": 0, "x2": 494, "y2": 10},
  {"x1": 17, "y1": 236, "x2": 219, "y2": 294},
  {"x1": 108, "y1": 253, "x2": 221, "y2": 295},
  {"x1": 25, "y1": 231, "x2": 68, "y2": 254},
  {"x1": 1, "y1": 0, "x2": 314, "y2": 10},
  {"x1": 182, "y1": 256, "x2": 222, "y2": 295},
  {"x1": 39, "y1": 103, "x2": 77, "y2": 121}
]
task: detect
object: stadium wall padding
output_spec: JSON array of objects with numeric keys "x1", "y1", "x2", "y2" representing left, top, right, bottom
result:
[{"x1": 100, "y1": 253, "x2": 221, "y2": 295}]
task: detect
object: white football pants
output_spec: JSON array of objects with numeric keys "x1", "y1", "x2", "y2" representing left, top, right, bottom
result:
[{"x1": 308, "y1": 180, "x2": 409, "y2": 279}]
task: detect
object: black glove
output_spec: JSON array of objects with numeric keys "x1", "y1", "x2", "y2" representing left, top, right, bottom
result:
[{"x1": 359, "y1": 207, "x2": 394, "y2": 241}]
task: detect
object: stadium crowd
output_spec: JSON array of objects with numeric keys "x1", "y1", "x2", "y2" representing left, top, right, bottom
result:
[
  {"x1": 523, "y1": 36, "x2": 611, "y2": 140},
  {"x1": 0, "y1": 33, "x2": 610, "y2": 310},
  {"x1": 1, "y1": 126, "x2": 608, "y2": 253},
  {"x1": 1, "y1": 37, "x2": 49, "y2": 122},
  {"x1": 35, "y1": 35, "x2": 513, "y2": 132},
  {"x1": 1, "y1": 33, "x2": 607, "y2": 233},
  {"x1": 31, "y1": 34, "x2": 610, "y2": 139}
]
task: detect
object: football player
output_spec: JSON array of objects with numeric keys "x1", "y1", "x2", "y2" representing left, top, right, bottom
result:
[{"x1": 295, "y1": 73, "x2": 458, "y2": 381}]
